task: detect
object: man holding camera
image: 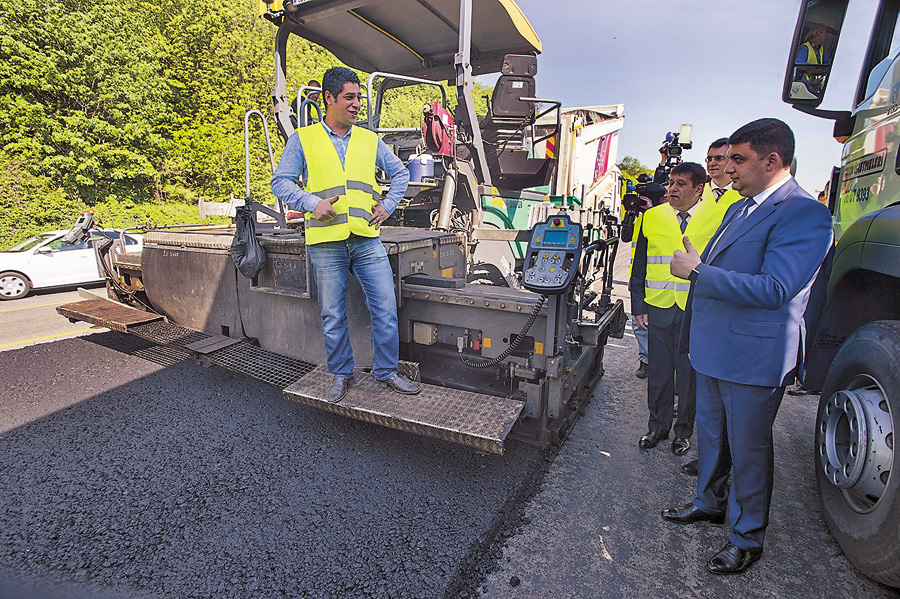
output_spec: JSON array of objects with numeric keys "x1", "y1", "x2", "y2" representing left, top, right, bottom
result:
[{"x1": 629, "y1": 162, "x2": 729, "y2": 455}]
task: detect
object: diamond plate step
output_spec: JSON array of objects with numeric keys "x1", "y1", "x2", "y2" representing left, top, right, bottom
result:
[
  {"x1": 57, "y1": 299, "x2": 163, "y2": 333},
  {"x1": 283, "y1": 366, "x2": 524, "y2": 455}
]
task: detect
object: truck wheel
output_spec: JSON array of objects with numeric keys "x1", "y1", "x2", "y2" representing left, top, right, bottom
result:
[
  {"x1": 0, "y1": 271, "x2": 31, "y2": 300},
  {"x1": 817, "y1": 320, "x2": 900, "y2": 587}
]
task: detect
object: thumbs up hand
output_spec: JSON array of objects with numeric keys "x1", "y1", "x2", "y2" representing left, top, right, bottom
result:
[
  {"x1": 314, "y1": 196, "x2": 339, "y2": 222},
  {"x1": 671, "y1": 235, "x2": 702, "y2": 279}
]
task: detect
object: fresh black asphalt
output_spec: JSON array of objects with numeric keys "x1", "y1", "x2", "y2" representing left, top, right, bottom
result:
[
  {"x1": 2, "y1": 270, "x2": 899, "y2": 597},
  {"x1": 0, "y1": 333, "x2": 544, "y2": 599}
]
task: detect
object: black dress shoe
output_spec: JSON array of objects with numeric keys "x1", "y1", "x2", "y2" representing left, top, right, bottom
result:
[
  {"x1": 638, "y1": 430, "x2": 668, "y2": 449},
  {"x1": 672, "y1": 437, "x2": 690, "y2": 455},
  {"x1": 327, "y1": 377, "x2": 352, "y2": 404},
  {"x1": 661, "y1": 502, "x2": 725, "y2": 524},
  {"x1": 706, "y1": 543, "x2": 762, "y2": 574},
  {"x1": 787, "y1": 386, "x2": 814, "y2": 396},
  {"x1": 635, "y1": 360, "x2": 649, "y2": 379},
  {"x1": 681, "y1": 459, "x2": 699, "y2": 476}
]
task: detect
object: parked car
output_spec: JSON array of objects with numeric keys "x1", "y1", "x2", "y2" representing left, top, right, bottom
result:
[{"x1": 0, "y1": 229, "x2": 142, "y2": 300}]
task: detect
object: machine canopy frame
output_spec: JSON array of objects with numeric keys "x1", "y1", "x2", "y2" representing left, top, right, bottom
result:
[{"x1": 273, "y1": 0, "x2": 542, "y2": 81}]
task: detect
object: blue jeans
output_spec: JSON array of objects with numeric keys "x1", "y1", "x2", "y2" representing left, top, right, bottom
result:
[
  {"x1": 630, "y1": 313, "x2": 648, "y2": 363},
  {"x1": 307, "y1": 235, "x2": 399, "y2": 381}
]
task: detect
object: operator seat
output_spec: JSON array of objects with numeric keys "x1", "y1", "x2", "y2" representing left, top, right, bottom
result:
[{"x1": 479, "y1": 54, "x2": 554, "y2": 190}]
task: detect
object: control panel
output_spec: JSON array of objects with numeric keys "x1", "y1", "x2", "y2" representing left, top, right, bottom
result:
[{"x1": 522, "y1": 214, "x2": 583, "y2": 294}]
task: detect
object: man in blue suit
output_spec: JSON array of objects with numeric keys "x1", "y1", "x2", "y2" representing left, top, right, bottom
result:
[{"x1": 661, "y1": 119, "x2": 833, "y2": 575}]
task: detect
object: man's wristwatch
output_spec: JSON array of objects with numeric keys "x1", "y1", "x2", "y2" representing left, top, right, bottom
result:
[{"x1": 688, "y1": 265, "x2": 701, "y2": 284}]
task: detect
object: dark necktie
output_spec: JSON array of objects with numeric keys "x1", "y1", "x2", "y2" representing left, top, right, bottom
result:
[
  {"x1": 713, "y1": 187, "x2": 727, "y2": 201},
  {"x1": 732, "y1": 197, "x2": 755, "y2": 225},
  {"x1": 678, "y1": 211, "x2": 689, "y2": 233}
]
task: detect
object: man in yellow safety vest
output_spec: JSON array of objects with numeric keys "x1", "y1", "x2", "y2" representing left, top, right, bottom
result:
[
  {"x1": 629, "y1": 162, "x2": 730, "y2": 457},
  {"x1": 702, "y1": 137, "x2": 741, "y2": 211},
  {"x1": 272, "y1": 67, "x2": 419, "y2": 403}
]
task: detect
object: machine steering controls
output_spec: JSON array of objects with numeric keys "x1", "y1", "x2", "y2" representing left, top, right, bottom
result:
[{"x1": 522, "y1": 214, "x2": 583, "y2": 294}]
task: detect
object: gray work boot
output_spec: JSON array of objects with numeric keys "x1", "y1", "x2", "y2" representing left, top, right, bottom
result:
[{"x1": 380, "y1": 373, "x2": 421, "y2": 395}]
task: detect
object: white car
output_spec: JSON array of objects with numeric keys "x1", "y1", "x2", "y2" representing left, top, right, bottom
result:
[{"x1": 0, "y1": 229, "x2": 142, "y2": 300}]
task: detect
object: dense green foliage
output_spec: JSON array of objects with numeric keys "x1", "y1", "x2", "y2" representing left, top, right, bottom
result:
[
  {"x1": 0, "y1": 0, "x2": 493, "y2": 249},
  {"x1": 617, "y1": 156, "x2": 653, "y2": 181},
  {"x1": 0, "y1": 0, "x2": 277, "y2": 247}
]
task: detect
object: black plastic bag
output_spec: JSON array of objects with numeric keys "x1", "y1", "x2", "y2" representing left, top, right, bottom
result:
[{"x1": 230, "y1": 205, "x2": 266, "y2": 278}]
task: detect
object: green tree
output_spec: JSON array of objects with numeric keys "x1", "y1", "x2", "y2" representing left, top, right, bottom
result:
[
  {"x1": 0, "y1": 0, "x2": 498, "y2": 249},
  {"x1": 0, "y1": 0, "x2": 174, "y2": 205},
  {"x1": 617, "y1": 156, "x2": 652, "y2": 181}
]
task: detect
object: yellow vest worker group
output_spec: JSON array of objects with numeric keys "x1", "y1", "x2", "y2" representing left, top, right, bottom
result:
[
  {"x1": 297, "y1": 124, "x2": 383, "y2": 245},
  {"x1": 640, "y1": 192, "x2": 738, "y2": 310}
]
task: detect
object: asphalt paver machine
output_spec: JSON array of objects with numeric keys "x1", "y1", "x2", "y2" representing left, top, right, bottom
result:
[{"x1": 59, "y1": 0, "x2": 626, "y2": 453}]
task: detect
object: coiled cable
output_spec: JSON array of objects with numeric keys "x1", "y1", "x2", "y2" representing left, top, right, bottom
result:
[{"x1": 458, "y1": 295, "x2": 547, "y2": 368}]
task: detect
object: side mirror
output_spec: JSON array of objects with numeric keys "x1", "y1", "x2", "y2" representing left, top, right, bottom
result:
[
  {"x1": 783, "y1": 0, "x2": 849, "y2": 107},
  {"x1": 35, "y1": 246, "x2": 52, "y2": 254}
]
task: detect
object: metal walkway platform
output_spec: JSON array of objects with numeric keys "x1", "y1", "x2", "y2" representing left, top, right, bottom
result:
[
  {"x1": 284, "y1": 366, "x2": 523, "y2": 455},
  {"x1": 57, "y1": 299, "x2": 522, "y2": 454},
  {"x1": 57, "y1": 299, "x2": 163, "y2": 333}
]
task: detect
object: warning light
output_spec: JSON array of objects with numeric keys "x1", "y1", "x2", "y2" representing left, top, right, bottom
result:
[{"x1": 553, "y1": 218, "x2": 561, "y2": 226}]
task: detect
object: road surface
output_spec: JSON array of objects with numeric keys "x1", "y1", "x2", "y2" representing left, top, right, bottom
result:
[{"x1": 0, "y1": 273, "x2": 896, "y2": 598}]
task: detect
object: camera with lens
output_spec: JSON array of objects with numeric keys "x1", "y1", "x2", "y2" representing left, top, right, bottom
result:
[
  {"x1": 621, "y1": 182, "x2": 667, "y2": 242},
  {"x1": 623, "y1": 182, "x2": 666, "y2": 213},
  {"x1": 655, "y1": 124, "x2": 694, "y2": 184},
  {"x1": 659, "y1": 127, "x2": 693, "y2": 168}
]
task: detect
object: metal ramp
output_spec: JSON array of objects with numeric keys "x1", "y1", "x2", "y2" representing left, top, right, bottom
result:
[
  {"x1": 57, "y1": 299, "x2": 523, "y2": 454},
  {"x1": 57, "y1": 298, "x2": 163, "y2": 333}
]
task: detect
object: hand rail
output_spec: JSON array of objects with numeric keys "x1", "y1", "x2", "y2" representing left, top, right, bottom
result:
[{"x1": 244, "y1": 110, "x2": 287, "y2": 229}]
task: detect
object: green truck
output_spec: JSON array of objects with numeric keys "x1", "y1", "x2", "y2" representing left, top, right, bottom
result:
[{"x1": 784, "y1": 0, "x2": 900, "y2": 587}]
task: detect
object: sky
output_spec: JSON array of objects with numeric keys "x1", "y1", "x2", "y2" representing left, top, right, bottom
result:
[{"x1": 497, "y1": 0, "x2": 882, "y2": 194}]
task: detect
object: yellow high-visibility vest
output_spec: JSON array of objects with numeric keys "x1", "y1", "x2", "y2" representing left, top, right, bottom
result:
[
  {"x1": 800, "y1": 41, "x2": 824, "y2": 65},
  {"x1": 701, "y1": 185, "x2": 742, "y2": 225},
  {"x1": 297, "y1": 124, "x2": 383, "y2": 245},
  {"x1": 641, "y1": 196, "x2": 732, "y2": 310},
  {"x1": 629, "y1": 212, "x2": 644, "y2": 276}
]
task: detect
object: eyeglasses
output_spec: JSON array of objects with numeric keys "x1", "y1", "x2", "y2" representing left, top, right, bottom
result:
[{"x1": 705, "y1": 155, "x2": 727, "y2": 163}]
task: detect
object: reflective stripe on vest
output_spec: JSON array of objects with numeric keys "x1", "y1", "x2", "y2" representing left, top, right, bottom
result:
[
  {"x1": 641, "y1": 197, "x2": 732, "y2": 310},
  {"x1": 297, "y1": 123, "x2": 384, "y2": 244},
  {"x1": 645, "y1": 280, "x2": 691, "y2": 291}
]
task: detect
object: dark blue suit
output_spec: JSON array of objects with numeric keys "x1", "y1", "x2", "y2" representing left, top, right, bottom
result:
[{"x1": 681, "y1": 177, "x2": 832, "y2": 550}]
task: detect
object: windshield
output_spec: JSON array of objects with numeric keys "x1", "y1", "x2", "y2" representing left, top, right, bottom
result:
[
  {"x1": 862, "y1": 18, "x2": 900, "y2": 102},
  {"x1": 5, "y1": 233, "x2": 54, "y2": 252}
]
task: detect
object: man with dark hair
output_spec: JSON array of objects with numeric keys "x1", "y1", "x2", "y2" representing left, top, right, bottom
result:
[
  {"x1": 704, "y1": 138, "x2": 739, "y2": 203},
  {"x1": 665, "y1": 118, "x2": 833, "y2": 575},
  {"x1": 306, "y1": 79, "x2": 321, "y2": 103},
  {"x1": 680, "y1": 138, "x2": 743, "y2": 479},
  {"x1": 630, "y1": 161, "x2": 727, "y2": 457},
  {"x1": 271, "y1": 66, "x2": 419, "y2": 403}
]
